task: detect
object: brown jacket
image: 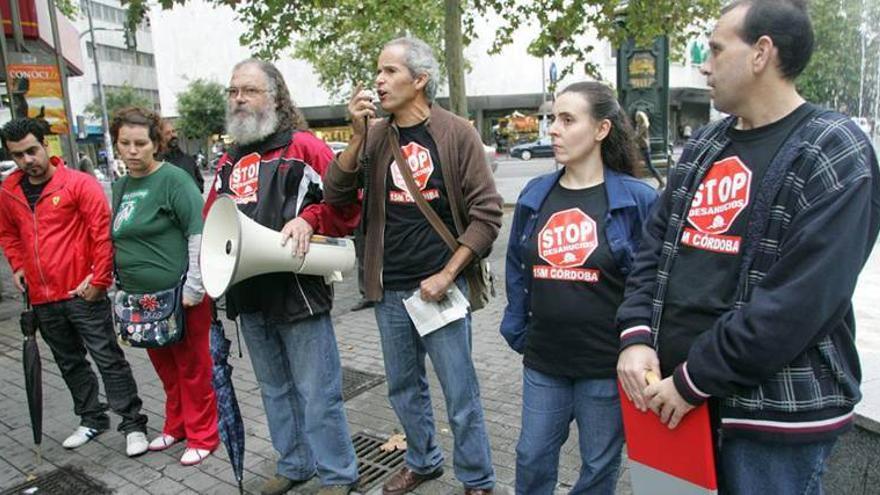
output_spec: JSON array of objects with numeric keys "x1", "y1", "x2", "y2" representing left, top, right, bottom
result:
[{"x1": 324, "y1": 104, "x2": 503, "y2": 301}]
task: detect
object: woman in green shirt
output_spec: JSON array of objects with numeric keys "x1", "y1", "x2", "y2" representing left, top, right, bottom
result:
[{"x1": 110, "y1": 107, "x2": 219, "y2": 466}]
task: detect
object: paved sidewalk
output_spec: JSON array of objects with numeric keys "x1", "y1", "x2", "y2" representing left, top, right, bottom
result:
[
  {"x1": 0, "y1": 213, "x2": 631, "y2": 495},
  {"x1": 0, "y1": 208, "x2": 878, "y2": 494}
]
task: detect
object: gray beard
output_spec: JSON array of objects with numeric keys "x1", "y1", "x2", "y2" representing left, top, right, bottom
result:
[{"x1": 225, "y1": 105, "x2": 279, "y2": 146}]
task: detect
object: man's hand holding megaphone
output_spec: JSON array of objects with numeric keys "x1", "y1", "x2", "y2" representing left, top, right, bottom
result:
[{"x1": 280, "y1": 217, "x2": 314, "y2": 258}]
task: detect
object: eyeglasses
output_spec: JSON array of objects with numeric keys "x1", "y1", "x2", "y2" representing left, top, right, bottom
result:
[{"x1": 225, "y1": 86, "x2": 269, "y2": 99}]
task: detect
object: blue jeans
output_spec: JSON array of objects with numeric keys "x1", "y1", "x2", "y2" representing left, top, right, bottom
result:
[
  {"x1": 720, "y1": 436, "x2": 837, "y2": 495},
  {"x1": 239, "y1": 312, "x2": 358, "y2": 486},
  {"x1": 374, "y1": 281, "x2": 495, "y2": 490},
  {"x1": 515, "y1": 367, "x2": 623, "y2": 495}
]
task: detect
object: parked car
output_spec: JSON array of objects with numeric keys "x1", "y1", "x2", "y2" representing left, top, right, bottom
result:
[
  {"x1": 483, "y1": 143, "x2": 498, "y2": 173},
  {"x1": 510, "y1": 137, "x2": 553, "y2": 161},
  {"x1": 326, "y1": 141, "x2": 348, "y2": 154},
  {"x1": 0, "y1": 159, "x2": 16, "y2": 181}
]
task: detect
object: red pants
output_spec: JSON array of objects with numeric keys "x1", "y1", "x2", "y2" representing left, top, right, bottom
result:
[{"x1": 147, "y1": 298, "x2": 219, "y2": 450}]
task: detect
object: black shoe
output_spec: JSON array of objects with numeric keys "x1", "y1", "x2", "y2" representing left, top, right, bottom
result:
[{"x1": 350, "y1": 298, "x2": 375, "y2": 312}]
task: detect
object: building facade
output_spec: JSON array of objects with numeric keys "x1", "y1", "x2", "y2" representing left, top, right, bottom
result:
[{"x1": 67, "y1": 0, "x2": 160, "y2": 148}]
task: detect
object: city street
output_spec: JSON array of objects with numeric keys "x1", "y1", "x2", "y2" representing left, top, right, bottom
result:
[
  {"x1": 2, "y1": 0, "x2": 879, "y2": 491},
  {"x1": 0, "y1": 160, "x2": 877, "y2": 494}
]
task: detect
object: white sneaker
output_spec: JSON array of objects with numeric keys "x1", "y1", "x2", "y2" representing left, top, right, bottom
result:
[
  {"x1": 126, "y1": 431, "x2": 149, "y2": 457},
  {"x1": 148, "y1": 434, "x2": 179, "y2": 452},
  {"x1": 62, "y1": 426, "x2": 102, "y2": 449},
  {"x1": 180, "y1": 447, "x2": 211, "y2": 466}
]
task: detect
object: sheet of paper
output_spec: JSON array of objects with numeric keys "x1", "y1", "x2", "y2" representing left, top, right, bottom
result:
[{"x1": 403, "y1": 285, "x2": 470, "y2": 337}]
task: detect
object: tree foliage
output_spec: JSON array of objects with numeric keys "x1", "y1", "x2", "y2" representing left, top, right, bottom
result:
[
  {"x1": 289, "y1": 0, "x2": 447, "y2": 100},
  {"x1": 474, "y1": 0, "x2": 722, "y2": 90},
  {"x1": 123, "y1": 0, "x2": 724, "y2": 101},
  {"x1": 55, "y1": 0, "x2": 78, "y2": 19},
  {"x1": 175, "y1": 79, "x2": 226, "y2": 140},
  {"x1": 799, "y1": 0, "x2": 880, "y2": 116},
  {"x1": 124, "y1": 0, "x2": 448, "y2": 103},
  {"x1": 84, "y1": 84, "x2": 152, "y2": 120}
]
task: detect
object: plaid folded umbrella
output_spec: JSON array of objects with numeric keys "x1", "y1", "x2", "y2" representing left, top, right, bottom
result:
[{"x1": 210, "y1": 307, "x2": 245, "y2": 494}]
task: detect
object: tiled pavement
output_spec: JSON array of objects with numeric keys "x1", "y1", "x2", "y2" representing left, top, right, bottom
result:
[
  {"x1": 0, "y1": 207, "x2": 878, "y2": 494},
  {"x1": 0, "y1": 213, "x2": 633, "y2": 494}
]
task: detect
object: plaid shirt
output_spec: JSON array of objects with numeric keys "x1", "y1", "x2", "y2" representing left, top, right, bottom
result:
[{"x1": 617, "y1": 108, "x2": 880, "y2": 442}]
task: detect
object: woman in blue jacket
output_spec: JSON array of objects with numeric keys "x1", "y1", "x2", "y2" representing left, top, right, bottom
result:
[{"x1": 501, "y1": 81, "x2": 657, "y2": 494}]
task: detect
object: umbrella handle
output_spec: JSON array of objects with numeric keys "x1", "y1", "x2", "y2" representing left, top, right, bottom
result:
[
  {"x1": 234, "y1": 320, "x2": 243, "y2": 359},
  {"x1": 22, "y1": 283, "x2": 31, "y2": 310}
]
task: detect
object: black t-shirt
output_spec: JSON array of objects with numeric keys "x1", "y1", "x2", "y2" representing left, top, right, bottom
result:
[
  {"x1": 20, "y1": 179, "x2": 47, "y2": 211},
  {"x1": 523, "y1": 181, "x2": 626, "y2": 378},
  {"x1": 659, "y1": 103, "x2": 817, "y2": 375},
  {"x1": 382, "y1": 122, "x2": 457, "y2": 291}
]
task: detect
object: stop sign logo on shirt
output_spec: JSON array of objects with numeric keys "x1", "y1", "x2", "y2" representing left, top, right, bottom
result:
[
  {"x1": 538, "y1": 208, "x2": 598, "y2": 268},
  {"x1": 391, "y1": 142, "x2": 434, "y2": 192},
  {"x1": 687, "y1": 157, "x2": 752, "y2": 235},
  {"x1": 229, "y1": 152, "x2": 261, "y2": 204}
]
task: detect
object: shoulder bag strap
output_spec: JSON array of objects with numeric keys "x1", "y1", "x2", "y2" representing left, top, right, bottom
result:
[
  {"x1": 387, "y1": 128, "x2": 459, "y2": 253},
  {"x1": 111, "y1": 175, "x2": 130, "y2": 215},
  {"x1": 355, "y1": 118, "x2": 374, "y2": 239},
  {"x1": 111, "y1": 176, "x2": 130, "y2": 291}
]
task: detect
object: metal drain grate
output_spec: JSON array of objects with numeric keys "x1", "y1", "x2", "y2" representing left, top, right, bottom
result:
[
  {"x1": 342, "y1": 367, "x2": 384, "y2": 401},
  {"x1": 1, "y1": 466, "x2": 112, "y2": 495},
  {"x1": 353, "y1": 432, "x2": 406, "y2": 492}
]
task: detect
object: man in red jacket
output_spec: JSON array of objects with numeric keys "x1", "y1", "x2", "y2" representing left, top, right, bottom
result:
[{"x1": 0, "y1": 118, "x2": 148, "y2": 457}]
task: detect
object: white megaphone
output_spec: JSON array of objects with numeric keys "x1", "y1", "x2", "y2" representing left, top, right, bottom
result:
[{"x1": 200, "y1": 195, "x2": 356, "y2": 298}]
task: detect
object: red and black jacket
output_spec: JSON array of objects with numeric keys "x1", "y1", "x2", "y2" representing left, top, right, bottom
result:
[
  {"x1": 205, "y1": 129, "x2": 360, "y2": 322},
  {"x1": 0, "y1": 159, "x2": 114, "y2": 305}
]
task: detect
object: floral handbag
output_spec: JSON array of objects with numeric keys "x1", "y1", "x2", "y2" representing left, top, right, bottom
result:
[
  {"x1": 111, "y1": 176, "x2": 187, "y2": 348},
  {"x1": 113, "y1": 281, "x2": 186, "y2": 348}
]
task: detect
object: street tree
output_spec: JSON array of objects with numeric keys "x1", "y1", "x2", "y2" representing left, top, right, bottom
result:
[
  {"x1": 124, "y1": 0, "x2": 469, "y2": 115},
  {"x1": 84, "y1": 83, "x2": 152, "y2": 120},
  {"x1": 123, "y1": 0, "x2": 725, "y2": 118},
  {"x1": 286, "y1": 0, "x2": 446, "y2": 100},
  {"x1": 474, "y1": 0, "x2": 723, "y2": 91},
  {"x1": 798, "y1": 0, "x2": 880, "y2": 117},
  {"x1": 175, "y1": 79, "x2": 226, "y2": 146}
]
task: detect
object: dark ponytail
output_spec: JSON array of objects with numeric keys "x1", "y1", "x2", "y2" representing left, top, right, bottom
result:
[{"x1": 558, "y1": 82, "x2": 640, "y2": 176}]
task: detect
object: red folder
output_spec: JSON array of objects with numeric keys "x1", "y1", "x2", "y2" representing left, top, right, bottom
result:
[{"x1": 618, "y1": 379, "x2": 718, "y2": 494}]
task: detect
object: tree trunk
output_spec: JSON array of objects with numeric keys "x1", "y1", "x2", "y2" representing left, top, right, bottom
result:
[{"x1": 444, "y1": 0, "x2": 468, "y2": 118}]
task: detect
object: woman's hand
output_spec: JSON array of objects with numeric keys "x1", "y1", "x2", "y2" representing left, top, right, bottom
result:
[{"x1": 182, "y1": 293, "x2": 204, "y2": 308}]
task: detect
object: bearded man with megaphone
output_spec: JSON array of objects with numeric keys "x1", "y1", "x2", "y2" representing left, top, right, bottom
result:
[{"x1": 204, "y1": 59, "x2": 361, "y2": 495}]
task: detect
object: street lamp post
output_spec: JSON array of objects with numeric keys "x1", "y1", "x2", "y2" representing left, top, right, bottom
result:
[
  {"x1": 875, "y1": 40, "x2": 880, "y2": 142},
  {"x1": 47, "y1": 0, "x2": 78, "y2": 165},
  {"x1": 82, "y1": 3, "x2": 121, "y2": 177},
  {"x1": 859, "y1": 0, "x2": 867, "y2": 118}
]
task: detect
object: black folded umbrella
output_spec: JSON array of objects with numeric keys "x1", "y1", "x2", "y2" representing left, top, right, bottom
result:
[
  {"x1": 209, "y1": 306, "x2": 245, "y2": 494},
  {"x1": 20, "y1": 287, "x2": 42, "y2": 464}
]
